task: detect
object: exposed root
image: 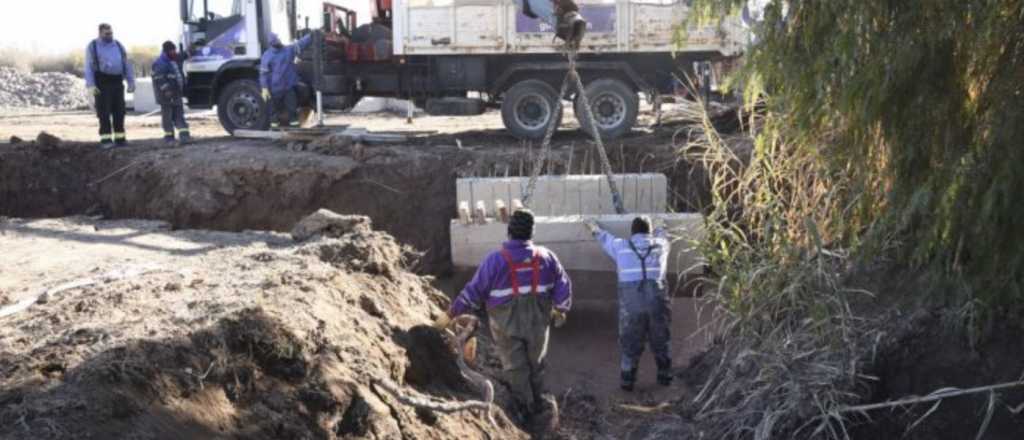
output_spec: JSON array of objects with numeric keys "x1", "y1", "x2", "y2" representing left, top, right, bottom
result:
[
  {"x1": 372, "y1": 379, "x2": 495, "y2": 425},
  {"x1": 372, "y1": 315, "x2": 498, "y2": 427}
]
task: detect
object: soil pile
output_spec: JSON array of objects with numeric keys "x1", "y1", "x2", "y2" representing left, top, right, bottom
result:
[
  {"x1": 0, "y1": 214, "x2": 525, "y2": 439},
  {"x1": 0, "y1": 68, "x2": 90, "y2": 112}
]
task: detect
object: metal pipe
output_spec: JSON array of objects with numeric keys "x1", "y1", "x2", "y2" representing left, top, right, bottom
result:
[{"x1": 316, "y1": 91, "x2": 324, "y2": 127}]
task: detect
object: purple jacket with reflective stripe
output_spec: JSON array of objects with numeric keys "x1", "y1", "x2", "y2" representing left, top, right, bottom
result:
[{"x1": 449, "y1": 240, "x2": 573, "y2": 316}]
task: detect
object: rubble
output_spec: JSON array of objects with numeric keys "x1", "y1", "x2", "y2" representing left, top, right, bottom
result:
[
  {"x1": 0, "y1": 67, "x2": 91, "y2": 112},
  {"x1": 291, "y1": 209, "x2": 372, "y2": 241}
]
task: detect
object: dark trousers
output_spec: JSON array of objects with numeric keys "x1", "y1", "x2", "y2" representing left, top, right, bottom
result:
[
  {"x1": 489, "y1": 295, "x2": 552, "y2": 414},
  {"x1": 95, "y1": 73, "x2": 126, "y2": 144},
  {"x1": 618, "y1": 280, "x2": 672, "y2": 373},
  {"x1": 271, "y1": 87, "x2": 298, "y2": 127},
  {"x1": 160, "y1": 104, "x2": 189, "y2": 139}
]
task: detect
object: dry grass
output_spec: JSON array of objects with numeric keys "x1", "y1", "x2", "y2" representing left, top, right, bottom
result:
[
  {"x1": 0, "y1": 45, "x2": 160, "y2": 77},
  {"x1": 673, "y1": 84, "x2": 889, "y2": 439}
]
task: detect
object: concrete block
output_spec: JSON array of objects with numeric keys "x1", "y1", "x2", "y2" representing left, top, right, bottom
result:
[
  {"x1": 456, "y1": 174, "x2": 668, "y2": 217},
  {"x1": 450, "y1": 213, "x2": 705, "y2": 274},
  {"x1": 132, "y1": 78, "x2": 158, "y2": 113}
]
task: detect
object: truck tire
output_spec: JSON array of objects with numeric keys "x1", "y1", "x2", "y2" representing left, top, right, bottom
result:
[
  {"x1": 502, "y1": 80, "x2": 563, "y2": 140},
  {"x1": 217, "y1": 79, "x2": 271, "y2": 134},
  {"x1": 574, "y1": 78, "x2": 638, "y2": 140}
]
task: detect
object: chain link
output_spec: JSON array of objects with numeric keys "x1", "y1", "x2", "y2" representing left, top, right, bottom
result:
[{"x1": 520, "y1": 44, "x2": 626, "y2": 215}]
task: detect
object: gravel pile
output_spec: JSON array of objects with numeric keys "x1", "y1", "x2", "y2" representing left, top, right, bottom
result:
[{"x1": 0, "y1": 67, "x2": 91, "y2": 111}]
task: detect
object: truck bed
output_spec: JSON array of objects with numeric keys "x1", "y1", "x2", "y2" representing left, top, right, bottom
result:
[{"x1": 393, "y1": 0, "x2": 745, "y2": 56}]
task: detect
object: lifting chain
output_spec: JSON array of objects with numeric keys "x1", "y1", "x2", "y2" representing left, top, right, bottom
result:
[{"x1": 520, "y1": 44, "x2": 627, "y2": 215}]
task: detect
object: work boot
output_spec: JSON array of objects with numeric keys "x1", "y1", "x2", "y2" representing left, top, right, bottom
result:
[
  {"x1": 657, "y1": 360, "x2": 674, "y2": 387},
  {"x1": 163, "y1": 135, "x2": 176, "y2": 146},
  {"x1": 556, "y1": 12, "x2": 587, "y2": 47},
  {"x1": 178, "y1": 133, "x2": 192, "y2": 146},
  {"x1": 620, "y1": 368, "x2": 637, "y2": 392},
  {"x1": 528, "y1": 395, "x2": 560, "y2": 439}
]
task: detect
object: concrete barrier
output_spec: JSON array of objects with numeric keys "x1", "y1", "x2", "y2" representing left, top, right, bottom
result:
[
  {"x1": 131, "y1": 78, "x2": 158, "y2": 113},
  {"x1": 456, "y1": 174, "x2": 668, "y2": 217},
  {"x1": 450, "y1": 213, "x2": 705, "y2": 275}
]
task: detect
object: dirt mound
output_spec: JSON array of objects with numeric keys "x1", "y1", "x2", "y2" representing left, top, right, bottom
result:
[
  {"x1": 0, "y1": 215, "x2": 525, "y2": 439},
  {"x1": 0, "y1": 67, "x2": 90, "y2": 112}
]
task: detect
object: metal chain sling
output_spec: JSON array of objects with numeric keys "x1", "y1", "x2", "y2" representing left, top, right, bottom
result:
[{"x1": 520, "y1": 43, "x2": 627, "y2": 215}]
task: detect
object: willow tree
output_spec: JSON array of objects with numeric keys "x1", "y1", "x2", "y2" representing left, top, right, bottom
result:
[{"x1": 696, "y1": 0, "x2": 1024, "y2": 302}]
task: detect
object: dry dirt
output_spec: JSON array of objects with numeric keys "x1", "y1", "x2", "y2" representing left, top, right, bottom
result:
[
  {"x1": 0, "y1": 106, "x2": 721, "y2": 274},
  {"x1": 0, "y1": 216, "x2": 529, "y2": 440},
  {"x1": 0, "y1": 107, "x2": 730, "y2": 439},
  {"x1": 0, "y1": 217, "x2": 712, "y2": 440},
  {"x1": 4, "y1": 104, "x2": 1014, "y2": 439}
]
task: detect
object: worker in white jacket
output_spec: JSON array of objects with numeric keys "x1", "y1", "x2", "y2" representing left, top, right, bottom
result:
[{"x1": 586, "y1": 216, "x2": 673, "y2": 391}]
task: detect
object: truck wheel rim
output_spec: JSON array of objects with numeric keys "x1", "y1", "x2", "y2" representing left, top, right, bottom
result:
[
  {"x1": 228, "y1": 91, "x2": 263, "y2": 129},
  {"x1": 591, "y1": 93, "x2": 626, "y2": 130},
  {"x1": 515, "y1": 93, "x2": 552, "y2": 131}
]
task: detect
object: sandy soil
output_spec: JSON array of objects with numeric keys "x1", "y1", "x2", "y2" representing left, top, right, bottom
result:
[{"x1": 0, "y1": 102, "x2": 685, "y2": 144}]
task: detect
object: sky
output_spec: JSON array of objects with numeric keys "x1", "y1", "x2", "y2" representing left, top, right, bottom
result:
[
  {"x1": 0, "y1": 0, "x2": 367, "y2": 54},
  {"x1": 0, "y1": 0, "x2": 182, "y2": 53}
]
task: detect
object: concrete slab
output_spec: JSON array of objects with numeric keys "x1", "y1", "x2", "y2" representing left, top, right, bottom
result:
[
  {"x1": 456, "y1": 174, "x2": 668, "y2": 217},
  {"x1": 450, "y1": 213, "x2": 705, "y2": 274}
]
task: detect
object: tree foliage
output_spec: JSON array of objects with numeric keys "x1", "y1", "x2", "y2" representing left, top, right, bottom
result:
[{"x1": 697, "y1": 0, "x2": 1024, "y2": 302}]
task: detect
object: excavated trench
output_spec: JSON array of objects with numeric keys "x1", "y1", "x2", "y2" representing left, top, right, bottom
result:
[
  {"x1": 5, "y1": 132, "x2": 1019, "y2": 439},
  {"x1": 0, "y1": 130, "x2": 714, "y2": 275},
  {"x1": 1, "y1": 131, "x2": 720, "y2": 438}
]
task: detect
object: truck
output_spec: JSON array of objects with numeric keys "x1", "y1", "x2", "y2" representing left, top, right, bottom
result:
[{"x1": 178, "y1": 0, "x2": 745, "y2": 140}]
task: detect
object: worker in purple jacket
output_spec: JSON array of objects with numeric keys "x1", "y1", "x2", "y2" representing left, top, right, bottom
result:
[{"x1": 443, "y1": 208, "x2": 573, "y2": 423}]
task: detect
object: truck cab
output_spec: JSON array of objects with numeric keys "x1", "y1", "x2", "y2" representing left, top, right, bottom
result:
[{"x1": 179, "y1": 0, "x2": 278, "y2": 132}]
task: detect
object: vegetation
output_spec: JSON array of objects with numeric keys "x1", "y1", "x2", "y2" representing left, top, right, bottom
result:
[
  {"x1": 0, "y1": 45, "x2": 161, "y2": 77},
  {"x1": 675, "y1": 1, "x2": 1024, "y2": 438}
]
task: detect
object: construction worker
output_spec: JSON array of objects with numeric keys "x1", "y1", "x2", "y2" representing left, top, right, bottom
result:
[
  {"x1": 152, "y1": 41, "x2": 190, "y2": 146},
  {"x1": 521, "y1": 0, "x2": 587, "y2": 47},
  {"x1": 442, "y1": 209, "x2": 573, "y2": 427},
  {"x1": 586, "y1": 216, "x2": 673, "y2": 391},
  {"x1": 85, "y1": 23, "x2": 135, "y2": 148},
  {"x1": 260, "y1": 33, "x2": 313, "y2": 128}
]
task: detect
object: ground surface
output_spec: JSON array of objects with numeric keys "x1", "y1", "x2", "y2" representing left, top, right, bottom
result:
[
  {"x1": 0, "y1": 217, "x2": 708, "y2": 440},
  {"x1": 0, "y1": 216, "x2": 526, "y2": 440},
  {"x1": 0, "y1": 106, "x2": 721, "y2": 439},
  {"x1": 3, "y1": 105, "x2": 1020, "y2": 439}
]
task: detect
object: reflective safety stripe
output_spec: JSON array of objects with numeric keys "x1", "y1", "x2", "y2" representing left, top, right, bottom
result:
[
  {"x1": 100, "y1": 134, "x2": 113, "y2": 141},
  {"x1": 179, "y1": 128, "x2": 190, "y2": 133},
  {"x1": 491, "y1": 283, "x2": 554, "y2": 298},
  {"x1": 164, "y1": 132, "x2": 175, "y2": 136},
  {"x1": 113, "y1": 132, "x2": 126, "y2": 140},
  {"x1": 619, "y1": 268, "x2": 662, "y2": 278}
]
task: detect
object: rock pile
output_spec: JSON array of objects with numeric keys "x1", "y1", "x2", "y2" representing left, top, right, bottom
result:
[{"x1": 0, "y1": 67, "x2": 90, "y2": 111}]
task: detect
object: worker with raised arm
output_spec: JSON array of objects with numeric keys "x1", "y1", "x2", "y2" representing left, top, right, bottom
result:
[
  {"x1": 152, "y1": 41, "x2": 191, "y2": 146},
  {"x1": 441, "y1": 209, "x2": 573, "y2": 428},
  {"x1": 586, "y1": 216, "x2": 673, "y2": 391},
  {"x1": 85, "y1": 23, "x2": 136, "y2": 148},
  {"x1": 259, "y1": 32, "x2": 313, "y2": 128},
  {"x1": 521, "y1": 0, "x2": 588, "y2": 47}
]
